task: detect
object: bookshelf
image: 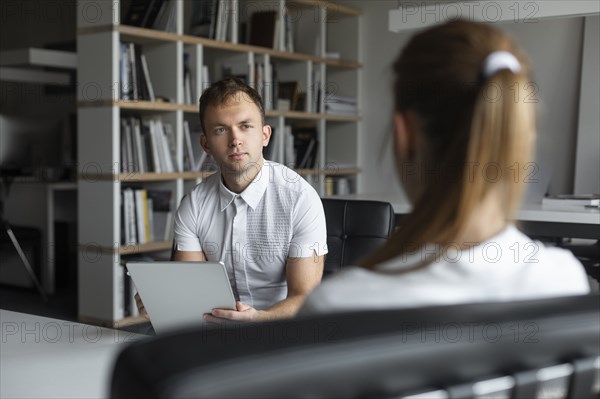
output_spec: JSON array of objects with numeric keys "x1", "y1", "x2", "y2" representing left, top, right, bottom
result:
[{"x1": 77, "y1": 0, "x2": 362, "y2": 325}]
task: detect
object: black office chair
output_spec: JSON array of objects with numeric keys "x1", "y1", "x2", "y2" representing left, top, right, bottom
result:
[
  {"x1": 111, "y1": 294, "x2": 600, "y2": 399},
  {"x1": 321, "y1": 199, "x2": 395, "y2": 276},
  {"x1": 169, "y1": 199, "x2": 396, "y2": 271}
]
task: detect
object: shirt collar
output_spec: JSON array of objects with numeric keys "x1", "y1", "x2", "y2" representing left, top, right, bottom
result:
[{"x1": 219, "y1": 162, "x2": 270, "y2": 212}]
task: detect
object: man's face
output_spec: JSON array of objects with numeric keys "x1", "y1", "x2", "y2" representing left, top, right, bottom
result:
[{"x1": 201, "y1": 92, "x2": 271, "y2": 179}]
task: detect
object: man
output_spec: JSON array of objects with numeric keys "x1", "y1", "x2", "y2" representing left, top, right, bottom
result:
[{"x1": 137, "y1": 77, "x2": 327, "y2": 322}]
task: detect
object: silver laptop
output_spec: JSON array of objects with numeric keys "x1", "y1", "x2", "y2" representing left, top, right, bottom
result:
[{"x1": 126, "y1": 261, "x2": 237, "y2": 334}]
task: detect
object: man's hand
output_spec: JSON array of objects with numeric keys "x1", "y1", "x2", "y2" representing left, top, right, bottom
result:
[
  {"x1": 204, "y1": 301, "x2": 261, "y2": 323},
  {"x1": 134, "y1": 292, "x2": 149, "y2": 319},
  {"x1": 204, "y1": 254, "x2": 325, "y2": 323}
]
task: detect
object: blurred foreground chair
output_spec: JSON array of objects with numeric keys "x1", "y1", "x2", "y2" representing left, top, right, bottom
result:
[
  {"x1": 112, "y1": 294, "x2": 600, "y2": 399},
  {"x1": 321, "y1": 199, "x2": 395, "y2": 276}
]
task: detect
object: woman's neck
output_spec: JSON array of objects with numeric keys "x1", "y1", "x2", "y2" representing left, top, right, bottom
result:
[{"x1": 458, "y1": 193, "x2": 508, "y2": 245}]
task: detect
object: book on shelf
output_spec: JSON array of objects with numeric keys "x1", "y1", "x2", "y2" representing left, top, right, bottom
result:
[
  {"x1": 121, "y1": 188, "x2": 174, "y2": 246},
  {"x1": 284, "y1": 5, "x2": 294, "y2": 52},
  {"x1": 127, "y1": 43, "x2": 138, "y2": 100},
  {"x1": 248, "y1": 10, "x2": 277, "y2": 48},
  {"x1": 135, "y1": 189, "x2": 151, "y2": 244},
  {"x1": 121, "y1": 188, "x2": 137, "y2": 245},
  {"x1": 324, "y1": 176, "x2": 353, "y2": 196},
  {"x1": 121, "y1": 117, "x2": 177, "y2": 174},
  {"x1": 122, "y1": 0, "x2": 153, "y2": 27},
  {"x1": 119, "y1": 44, "x2": 131, "y2": 100},
  {"x1": 201, "y1": 65, "x2": 210, "y2": 91},
  {"x1": 189, "y1": 0, "x2": 217, "y2": 38},
  {"x1": 294, "y1": 11, "x2": 320, "y2": 55},
  {"x1": 140, "y1": 54, "x2": 156, "y2": 102},
  {"x1": 121, "y1": 119, "x2": 132, "y2": 172},
  {"x1": 147, "y1": 189, "x2": 174, "y2": 242},
  {"x1": 293, "y1": 126, "x2": 319, "y2": 169},
  {"x1": 542, "y1": 194, "x2": 600, "y2": 207},
  {"x1": 183, "y1": 120, "x2": 210, "y2": 172},
  {"x1": 152, "y1": 0, "x2": 177, "y2": 32},
  {"x1": 278, "y1": 81, "x2": 301, "y2": 111},
  {"x1": 183, "y1": 53, "x2": 194, "y2": 105},
  {"x1": 123, "y1": 0, "x2": 171, "y2": 30},
  {"x1": 283, "y1": 125, "x2": 294, "y2": 167},
  {"x1": 120, "y1": 43, "x2": 157, "y2": 102},
  {"x1": 298, "y1": 138, "x2": 318, "y2": 169},
  {"x1": 228, "y1": 0, "x2": 239, "y2": 43},
  {"x1": 132, "y1": 117, "x2": 147, "y2": 173},
  {"x1": 216, "y1": 0, "x2": 233, "y2": 42}
]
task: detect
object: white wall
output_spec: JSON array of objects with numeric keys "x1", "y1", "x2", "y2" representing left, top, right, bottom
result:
[
  {"x1": 354, "y1": 1, "x2": 589, "y2": 196},
  {"x1": 574, "y1": 16, "x2": 600, "y2": 194},
  {"x1": 502, "y1": 18, "x2": 584, "y2": 196}
]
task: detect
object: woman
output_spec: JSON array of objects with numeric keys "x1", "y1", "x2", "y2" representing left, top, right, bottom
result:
[{"x1": 300, "y1": 20, "x2": 590, "y2": 314}]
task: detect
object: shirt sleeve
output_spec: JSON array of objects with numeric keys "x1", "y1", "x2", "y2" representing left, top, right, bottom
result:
[
  {"x1": 289, "y1": 187, "x2": 328, "y2": 258},
  {"x1": 173, "y1": 193, "x2": 203, "y2": 252}
]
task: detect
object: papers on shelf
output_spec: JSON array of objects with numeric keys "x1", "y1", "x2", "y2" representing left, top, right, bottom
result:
[{"x1": 542, "y1": 194, "x2": 600, "y2": 207}]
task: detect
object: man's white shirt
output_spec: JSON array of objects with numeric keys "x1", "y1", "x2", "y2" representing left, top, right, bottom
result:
[{"x1": 174, "y1": 161, "x2": 327, "y2": 310}]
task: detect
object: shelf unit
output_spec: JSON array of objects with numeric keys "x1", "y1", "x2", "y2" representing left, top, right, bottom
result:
[{"x1": 77, "y1": 0, "x2": 362, "y2": 325}]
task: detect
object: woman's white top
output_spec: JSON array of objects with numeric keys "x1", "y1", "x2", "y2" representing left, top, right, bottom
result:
[{"x1": 299, "y1": 225, "x2": 590, "y2": 315}]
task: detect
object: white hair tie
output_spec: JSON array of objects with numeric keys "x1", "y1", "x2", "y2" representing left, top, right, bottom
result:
[{"x1": 483, "y1": 51, "x2": 521, "y2": 77}]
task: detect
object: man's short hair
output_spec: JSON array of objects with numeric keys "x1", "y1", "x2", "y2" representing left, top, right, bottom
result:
[{"x1": 198, "y1": 77, "x2": 266, "y2": 134}]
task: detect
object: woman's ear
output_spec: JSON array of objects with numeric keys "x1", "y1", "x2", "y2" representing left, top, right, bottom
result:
[{"x1": 393, "y1": 111, "x2": 416, "y2": 162}]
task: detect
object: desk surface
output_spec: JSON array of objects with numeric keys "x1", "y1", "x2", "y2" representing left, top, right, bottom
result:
[
  {"x1": 332, "y1": 192, "x2": 600, "y2": 225},
  {"x1": 0, "y1": 309, "x2": 142, "y2": 399}
]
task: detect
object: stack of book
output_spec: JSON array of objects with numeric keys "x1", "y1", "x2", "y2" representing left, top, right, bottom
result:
[
  {"x1": 120, "y1": 43, "x2": 156, "y2": 102},
  {"x1": 325, "y1": 95, "x2": 358, "y2": 115},
  {"x1": 293, "y1": 126, "x2": 319, "y2": 169},
  {"x1": 121, "y1": 188, "x2": 174, "y2": 246},
  {"x1": 246, "y1": 7, "x2": 295, "y2": 51},
  {"x1": 122, "y1": 0, "x2": 177, "y2": 32},
  {"x1": 188, "y1": 0, "x2": 236, "y2": 42},
  {"x1": 325, "y1": 177, "x2": 351, "y2": 196},
  {"x1": 263, "y1": 125, "x2": 318, "y2": 169},
  {"x1": 120, "y1": 117, "x2": 178, "y2": 174}
]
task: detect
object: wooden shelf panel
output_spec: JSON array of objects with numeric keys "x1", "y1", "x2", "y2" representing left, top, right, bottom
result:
[
  {"x1": 322, "y1": 113, "x2": 361, "y2": 122},
  {"x1": 266, "y1": 110, "x2": 360, "y2": 122},
  {"x1": 78, "y1": 100, "x2": 187, "y2": 111},
  {"x1": 77, "y1": 241, "x2": 172, "y2": 256},
  {"x1": 112, "y1": 315, "x2": 149, "y2": 328},
  {"x1": 78, "y1": 100, "x2": 360, "y2": 121},
  {"x1": 118, "y1": 241, "x2": 172, "y2": 255},
  {"x1": 296, "y1": 168, "x2": 361, "y2": 176},
  {"x1": 291, "y1": 0, "x2": 362, "y2": 16},
  {"x1": 82, "y1": 171, "x2": 216, "y2": 182},
  {"x1": 78, "y1": 100, "x2": 197, "y2": 113},
  {"x1": 77, "y1": 25, "x2": 361, "y2": 69}
]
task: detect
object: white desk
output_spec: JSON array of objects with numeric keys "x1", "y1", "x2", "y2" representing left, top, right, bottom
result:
[
  {"x1": 332, "y1": 193, "x2": 600, "y2": 238},
  {"x1": 0, "y1": 310, "x2": 143, "y2": 398}
]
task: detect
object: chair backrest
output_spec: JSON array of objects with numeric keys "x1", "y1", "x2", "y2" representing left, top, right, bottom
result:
[
  {"x1": 111, "y1": 294, "x2": 600, "y2": 399},
  {"x1": 321, "y1": 199, "x2": 395, "y2": 276},
  {"x1": 170, "y1": 198, "x2": 395, "y2": 268}
]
